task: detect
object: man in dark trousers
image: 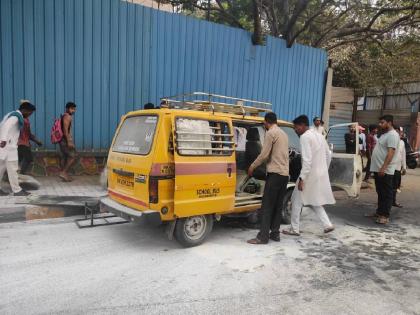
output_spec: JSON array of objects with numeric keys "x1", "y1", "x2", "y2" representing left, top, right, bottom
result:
[
  {"x1": 59, "y1": 102, "x2": 77, "y2": 182},
  {"x1": 345, "y1": 125, "x2": 357, "y2": 154},
  {"x1": 369, "y1": 115, "x2": 400, "y2": 225},
  {"x1": 364, "y1": 124, "x2": 378, "y2": 181},
  {"x1": 247, "y1": 112, "x2": 289, "y2": 244}
]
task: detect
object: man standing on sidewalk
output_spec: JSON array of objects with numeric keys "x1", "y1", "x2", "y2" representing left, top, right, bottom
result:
[
  {"x1": 59, "y1": 102, "x2": 77, "y2": 182},
  {"x1": 0, "y1": 101, "x2": 36, "y2": 196},
  {"x1": 18, "y1": 101, "x2": 43, "y2": 174},
  {"x1": 369, "y1": 115, "x2": 400, "y2": 225},
  {"x1": 364, "y1": 124, "x2": 378, "y2": 181},
  {"x1": 282, "y1": 115, "x2": 335, "y2": 236},
  {"x1": 247, "y1": 112, "x2": 289, "y2": 245},
  {"x1": 310, "y1": 116, "x2": 326, "y2": 136},
  {"x1": 392, "y1": 126, "x2": 406, "y2": 208}
]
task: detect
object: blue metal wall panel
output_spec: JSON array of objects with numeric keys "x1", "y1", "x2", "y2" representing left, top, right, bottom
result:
[{"x1": 0, "y1": 0, "x2": 327, "y2": 151}]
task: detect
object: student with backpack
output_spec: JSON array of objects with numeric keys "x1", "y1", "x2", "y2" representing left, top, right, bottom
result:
[
  {"x1": 51, "y1": 102, "x2": 77, "y2": 182},
  {"x1": 0, "y1": 101, "x2": 36, "y2": 196}
]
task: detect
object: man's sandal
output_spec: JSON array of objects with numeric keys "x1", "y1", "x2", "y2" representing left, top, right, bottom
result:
[
  {"x1": 324, "y1": 226, "x2": 335, "y2": 234},
  {"x1": 376, "y1": 216, "x2": 389, "y2": 225},
  {"x1": 59, "y1": 174, "x2": 73, "y2": 182},
  {"x1": 282, "y1": 229, "x2": 300, "y2": 236}
]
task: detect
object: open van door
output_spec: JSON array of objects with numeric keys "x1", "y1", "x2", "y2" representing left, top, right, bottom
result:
[
  {"x1": 171, "y1": 113, "x2": 236, "y2": 218},
  {"x1": 327, "y1": 122, "x2": 363, "y2": 197}
]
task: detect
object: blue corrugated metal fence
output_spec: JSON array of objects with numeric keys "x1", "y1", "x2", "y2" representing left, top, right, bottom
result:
[{"x1": 0, "y1": 0, "x2": 327, "y2": 150}]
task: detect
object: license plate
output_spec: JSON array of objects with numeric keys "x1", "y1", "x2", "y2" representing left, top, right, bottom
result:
[{"x1": 116, "y1": 175, "x2": 134, "y2": 189}]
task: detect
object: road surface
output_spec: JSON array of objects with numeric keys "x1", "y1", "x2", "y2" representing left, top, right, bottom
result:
[{"x1": 1, "y1": 169, "x2": 419, "y2": 314}]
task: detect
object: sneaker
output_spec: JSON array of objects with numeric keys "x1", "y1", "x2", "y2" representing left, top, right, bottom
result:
[
  {"x1": 269, "y1": 234, "x2": 280, "y2": 242},
  {"x1": 13, "y1": 190, "x2": 31, "y2": 197},
  {"x1": 0, "y1": 190, "x2": 9, "y2": 196}
]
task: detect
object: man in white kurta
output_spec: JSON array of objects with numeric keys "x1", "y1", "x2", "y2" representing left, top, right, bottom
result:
[
  {"x1": 0, "y1": 102, "x2": 36, "y2": 196},
  {"x1": 283, "y1": 115, "x2": 335, "y2": 235}
]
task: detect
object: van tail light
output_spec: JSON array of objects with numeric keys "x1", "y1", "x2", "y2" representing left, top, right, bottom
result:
[{"x1": 149, "y1": 178, "x2": 159, "y2": 204}]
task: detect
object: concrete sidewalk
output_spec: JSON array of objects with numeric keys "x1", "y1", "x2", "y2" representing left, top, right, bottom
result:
[{"x1": 0, "y1": 175, "x2": 106, "y2": 222}]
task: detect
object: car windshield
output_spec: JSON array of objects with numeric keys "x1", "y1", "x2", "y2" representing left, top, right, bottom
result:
[
  {"x1": 281, "y1": 126, "x2": 300, "y2": 151},
  {"x1": 112, "y1": 115, "x2": 158, "y2": 155}
]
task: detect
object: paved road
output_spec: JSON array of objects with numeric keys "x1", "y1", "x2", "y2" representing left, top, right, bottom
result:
[{"x1": 1, "y1": 170, "x2": 419, "y2": 314}]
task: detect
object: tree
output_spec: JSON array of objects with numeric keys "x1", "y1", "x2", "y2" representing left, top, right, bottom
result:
[
  {"x1": 168, "y1": 1, "x2": 420, "y2": 49},
  {"x1": 166, "y1": 1, "x2": 420, "y2": 87},
  {"x1": 331, "y1": 34, "x2": 420, "y2": 88}
]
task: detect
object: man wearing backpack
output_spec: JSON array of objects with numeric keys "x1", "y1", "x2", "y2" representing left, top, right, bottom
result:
[
  {"x1": 0, "y1": 101, "x2": 36, "y2": 196},
  {"x1": 58, "y1": 102, "x2": 77, "y2": 182}
]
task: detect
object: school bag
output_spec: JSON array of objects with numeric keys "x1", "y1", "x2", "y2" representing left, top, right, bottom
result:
[{"x1": 51, "y1": 116, "x2": 63, "y2": 144}]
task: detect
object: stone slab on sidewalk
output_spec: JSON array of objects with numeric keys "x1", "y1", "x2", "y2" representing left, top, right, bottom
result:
[{"x1": 0, "y1": 176, "x2": 107, "y2": 222}]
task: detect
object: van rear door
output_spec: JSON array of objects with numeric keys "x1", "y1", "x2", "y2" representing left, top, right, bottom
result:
[
  {"x1": 108, "y1": 115, "x2": 159, "y2": 210},
  {"x1": 327, "y1": 122, "x2": 363, "y2": 197},
  {"x1": 171, "y1": 114, "x2": 236, "y2": 217}
]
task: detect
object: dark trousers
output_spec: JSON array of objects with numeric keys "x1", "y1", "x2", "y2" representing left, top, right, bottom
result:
[
  {"x1": 374, "y1": 173, "x2": 394, "y2": 218},
  {"x1": 364, "y1": 156, "x2": 372, "y2": 180},
  {"x1": 393, "y1": 170, "x2": 401, "y2": 204},
  {"x1": 18, "y1": 145, "x2": 33, "y2": 175},
  {"x1": 257, "y1": 173, "x2": 288, "y2": 242}
]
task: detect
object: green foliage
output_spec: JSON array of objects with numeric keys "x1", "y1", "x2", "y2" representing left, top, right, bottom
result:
[{"x1": 169, "y1": 0, "x2": 420, "y2": 88}]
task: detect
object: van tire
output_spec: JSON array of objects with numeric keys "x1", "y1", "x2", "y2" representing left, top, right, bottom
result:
[
  {"x1": 247, "y1": 211, "x2": 259, "y2": 224},
  {"x1": 174, "y1": 215, "x2": 213, "y2": 247},
  {"x1": 407, "y1": 159, "x2": 417, "y2": 169},
  {"x1": 281, "y1": 189, "x2": 294, "y2": 224}
]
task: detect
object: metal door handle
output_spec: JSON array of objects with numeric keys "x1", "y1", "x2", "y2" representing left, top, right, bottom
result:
[{"x1": 113, "y1": 169, "x2": 134, "y2": 177}]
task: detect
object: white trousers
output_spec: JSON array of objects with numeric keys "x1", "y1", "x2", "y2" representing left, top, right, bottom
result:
[
  {"x1": 0, "y1": 159, "x2": 22, "y2": 193},
  {"x1": 290, "y1": 187, "x2": 332, "y2": 233}
]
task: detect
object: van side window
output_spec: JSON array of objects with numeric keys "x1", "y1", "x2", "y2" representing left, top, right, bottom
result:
[{"x1": 175, "y1": 118, "x2": 234, "y2": 156}]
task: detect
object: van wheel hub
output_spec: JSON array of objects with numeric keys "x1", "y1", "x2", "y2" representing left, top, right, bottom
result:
[{"x1": 184, "y1": 216, "x2": 207, "y2": 240}]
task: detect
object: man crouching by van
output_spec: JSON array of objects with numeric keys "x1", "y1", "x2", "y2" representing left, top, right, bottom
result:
[
  {"x1": 247, "y1": 112, "x2": 289, "y2": 244},
  {"x1": 282, "y1": 115, "x2": 335, "y2": 236}
]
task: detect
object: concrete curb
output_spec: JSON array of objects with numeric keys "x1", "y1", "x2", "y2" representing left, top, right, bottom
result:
[{"x1": 0, "y1": 204, "x2": 87, "y2": 223}]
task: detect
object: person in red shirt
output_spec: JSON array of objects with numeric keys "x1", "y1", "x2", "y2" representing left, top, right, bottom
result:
[
  {"x1": 18, "y1": 116, "x2": 42, "y2": 174},
  {"x1": 364, "y1": 124, "x2": 378, "y2": 181}
]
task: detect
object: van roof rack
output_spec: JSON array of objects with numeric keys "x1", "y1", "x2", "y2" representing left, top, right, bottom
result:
[{"x1": 160, "y1": 92, "x2": 272, "y2": 116}]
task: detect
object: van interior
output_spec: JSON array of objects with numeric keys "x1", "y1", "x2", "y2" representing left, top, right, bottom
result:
[
  {"x1": 233, "y1": 122, "x2": 266, "y2": 208},
  {"x1": 232, "y1": 121, "x2": 302, "y2": 209}
]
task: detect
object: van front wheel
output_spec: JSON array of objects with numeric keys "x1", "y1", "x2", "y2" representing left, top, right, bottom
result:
[{"x1": 174, "y1": 215, "x2": 213, "y2": 247}]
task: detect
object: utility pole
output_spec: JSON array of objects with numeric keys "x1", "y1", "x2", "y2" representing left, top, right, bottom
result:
[{"x1": 207, "y1": 0, "x2": 210, "y2": 21}]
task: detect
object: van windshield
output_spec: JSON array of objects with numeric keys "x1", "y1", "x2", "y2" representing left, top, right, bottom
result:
[
  {"x1": 112, "y1": 115, "x2": 158, "y2": 155},
  {"x1": 281, "y1": 126, "x2": 301, "y2": 151}
]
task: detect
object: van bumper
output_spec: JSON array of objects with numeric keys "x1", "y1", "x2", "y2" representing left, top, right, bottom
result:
[{"x1": 100, "y1": 197, "x2": 162, "y2": 225}]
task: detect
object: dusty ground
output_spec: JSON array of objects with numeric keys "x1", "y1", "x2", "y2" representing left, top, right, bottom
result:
[{"x1": 1, "y1": 169, "x2": 419, "y2": 314}]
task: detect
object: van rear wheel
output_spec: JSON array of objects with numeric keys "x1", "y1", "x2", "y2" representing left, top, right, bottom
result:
[
  {"x1": 281, "y1": 189, "x2": 294, "y2": 224},
  {"x1": 174, "y1": 215, "x2": 213, "y2": 247}
]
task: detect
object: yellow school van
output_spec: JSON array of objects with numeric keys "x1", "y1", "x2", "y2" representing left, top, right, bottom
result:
[
  {"x1": 101, "y1": 93, "x2": 303, "y2": 247},
  {"x1": 101, "y1": 93, "x2": 363, "y2": 247}
]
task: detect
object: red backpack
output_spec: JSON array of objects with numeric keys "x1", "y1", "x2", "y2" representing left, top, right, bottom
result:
[{"x1": 51, "y1": 116, "x2": 63, "y2": 144}]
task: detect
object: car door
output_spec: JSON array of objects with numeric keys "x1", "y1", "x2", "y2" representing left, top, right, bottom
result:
[
  {"x1": 327, "y1": 122, "x2": 363, "y2": 197},
  {"x1": 171, "y1": 113, "x2": 236, "y2": 218}
]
